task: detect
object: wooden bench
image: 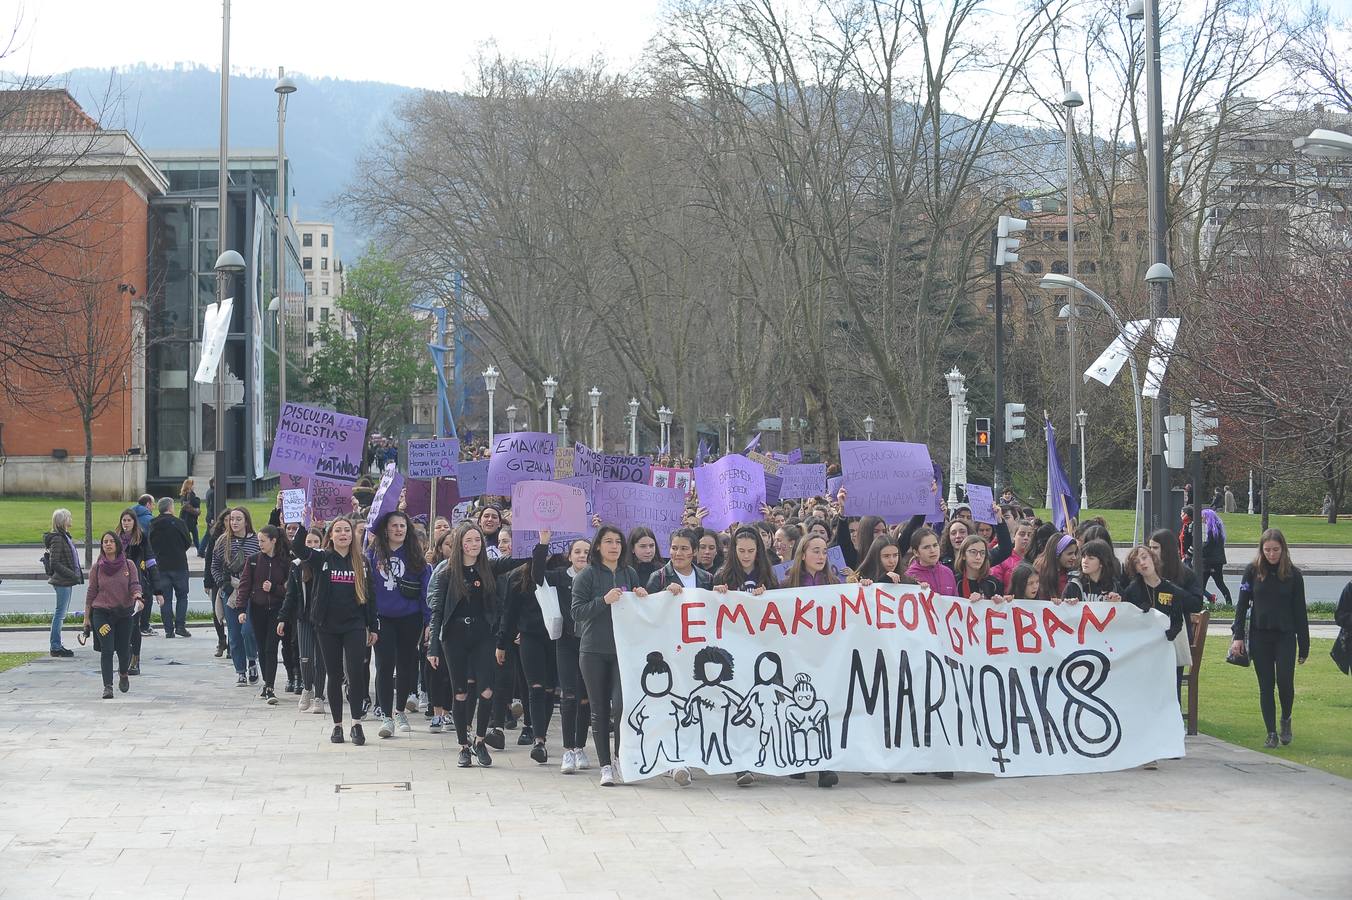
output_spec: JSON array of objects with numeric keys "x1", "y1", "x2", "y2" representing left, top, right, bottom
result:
[{"x1": 1181, "y1": 610, "x2": 1210, "y2": 735}]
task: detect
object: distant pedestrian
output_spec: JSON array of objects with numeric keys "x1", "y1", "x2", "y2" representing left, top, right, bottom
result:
[
  {"x1": 1231, "y1": 529, "x2": 1309, "y2": 749},
  {"x1": 213, "y1": 507, "x2": 261, "y2": 685},
  {"x1": 200, "y1": 478, "x2": 216, "y2": 556},
  {"x1": 1210, "y1": 487, "x2": 1224, "y2": 510},
  {"x1": 82, "y1": 531, "x2": 143, "y2": 699},
  {"x1": 179, "y1": 478, "x2": 202, "y2": 552},
  {"x1": 148, "y1": 497, "x2": 194, "y2": 637},
  {"x1": 1224, "y1": 485, "x2": 1236, "y2": 514},
  {"x1": 1323, "y1": 493, "x2": 1334, "y2": 519},
  {"x1": 44, "y1": 508, "x2": 83, "y2": 657},
  {"x1": 237, "y1": 524, "x2": 291, "y2": 704}
]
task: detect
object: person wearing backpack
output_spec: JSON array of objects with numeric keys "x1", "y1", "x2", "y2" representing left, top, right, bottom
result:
[{"x1": 44, "y1": 508, "x2": 84, "y2": 657}]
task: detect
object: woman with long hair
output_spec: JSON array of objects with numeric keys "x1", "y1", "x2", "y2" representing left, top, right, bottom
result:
[
  {"x1": 1147, "y1": 528, "x2": 1206, "y2": 619},
  {"x1": 952, "y1": 536, "x2": 1001, "y2": 600},
  {"x1": 367, "y1": 510, "x2": 430, "y2": 739},
  {"x1": 1034, "y1": 535, "x2": 1080, "y2": 601},
  {"x1": 284, "y1": 526, "x2": 328, "y2": 713},
  {"x1": 772, "y1": 525, "x2": 803, "y2": 565},
  {"x1": 1066, "y1": 539, "x2": 1124, "y2": 603},
  {"x1": 782, "y1": 534, "x2": 838, "y2": 590},
  {"x1": 1230, "y1": 530, "x2": 1309, "y2": 748},
  {"x1": 571, "y1": 524, "x2": 650, "y2": 786},
  {"x1": 937, "y1": 519, "x2": 970, "y2": 569},
  {"x1": 1122, "y1": 546, "x2": 1186, "y2": 643},
  {"x1": 628, "y1": 526, "x2": 663, "y2": 588},
  {"x1": 990, "y1": 519, "x2": 1034, "y2": 592},
  {"x1": 423, "y1": 529, "x2": 458, "y2": 732},
  {"x1": 712, "y1": 527, "x2": 777, "y2": 595},
  {"x1": 236, "y1": 524, "x2": 292, "y2": 704},
  {"x1": 82, "y1": 531, "x2": 144, "y2": 698},
  {"x1": 904, "y1": 528, "x2": 959, "y2": 597},
  {"x1": 202, "y1": 510, "x2": 231, "y2": 657},
  {"x1": 178, "y1": 478, "x2": 202, "y2": 554},
  {"x1": 1186, "y1": 507, "x2": 1233, "y2": 606},
  {"x1": 531, "y1": 534, "x2": 593, "y2": 773},
  {"x1": 851, "y1": 536, "x2": 914, "y2": 586},
  {"x1": 116, "y1": 509, "x2": 155, "y2": 673},
  {"x1": 427, "y1": 523, "x2": 525, "y2": 768},
  {"x1": 44, "y1": 508, "x2": 83, "y2": 658},
  {"x1": 281, "y1": 518, "x2": 378, "y2": 745},
  {"x1": 211, "y1": 507, "x2": 260, "y2": 686}
]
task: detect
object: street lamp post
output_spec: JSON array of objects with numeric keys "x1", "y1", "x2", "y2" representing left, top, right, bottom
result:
[
  {"x1": 1042, "y1": 273, "x2": 1144, "y2": 544},
  {"x1": 274, "y1": 67, "x2": 296, "y2": 409},
  {"x1": 863, "y1": 416, "x2": 874, "y2": 441},
  {"x1": 589, "y1": 386, "x2": 602, "y2": 449},
  {"x1": 1076, "y1": 408, "x2": 1089, "y2": 509},
  {"x1": 558, "y1": 405, "x2": 569, "y2": 442},
  {"x1": 723, "y1": 413, "x2": 732, "y2": 453},
  {"x1": 628, "y1": 398, "x2": 639, "y2": 454},
  {"x1": 482, "y1": 365, "x2": 498, "y2": 444},
  {"x1": 213, "y1": 251, "x2": 246, "y2": 505},
  {"x1": 542, "y1": 376, "x2": 557, "y2": 433},
  {"x1": 658, "y1": 406, "x2": 672, "y2": 454},
  {"x1": 506, "y1": 404, "x2": 517, "y2": 434},
  {"x1": 944, "y1": 368, "x2": 966, "y2": 505},
  {"x1": 1062, "y1": 83, "x2": 1084, "y2": 487}
]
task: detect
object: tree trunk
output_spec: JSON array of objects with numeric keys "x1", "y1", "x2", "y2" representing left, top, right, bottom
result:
[
  {"x1": 83, "y1": 413, "x2": 94, "y2": 568},
  {"x1": 1259, "y1": 425, "x2": 1270, "y2": 533}
]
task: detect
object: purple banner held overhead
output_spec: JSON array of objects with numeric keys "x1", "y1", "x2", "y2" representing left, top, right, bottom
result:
[
  {"x1": 406, "y1": 438, "x2": 460, "y2": 479},
  {"x1": 574, "y1": 443, "x2": 651, "y2": 484},
  {"x1": 693, "y1": 453, "x2": 766, "y2": 532},
  {"x1": 308, "y1": 478, "x2": 353, "y2": 521},
  {"x1": 839, "y1": 440, "x2": 935, "y2": 520},
  {"x1": 512, "y1": 480, "x2": 590, "y2": 534},
  {"x1": 455, "y1": 458, "x2": 489, "y2": 499},
  {"x1": 487, "y1": 432, "x2": 556, "y2": 495},
  {"x1": 764, "y1": 471, "x2": 784, "y2": 507},
  {"x1": 592, "y1": 481, "x2": 687, "y2": 550},
  {"x1": 965, "y1": 483, "x2": 997, "y2": 524},
  {"x1": 403, "y1": 478, "x2": 461, "y2": 525},
  {"x1": 269, "y1": 402, "x2": 368, "y2": 483},
  {"x1": 779, "y1": 463, "x2": 827, "y2": 500},
  {"x1": 366, "y1": 463, "x2": 404, "y2": 530},
  {"x1": 512, "y1": 476, "x2": 596, "y2": 558},
  {"x1": 826, "y1": 475, "x2": 843, "y2": 500},
  {"x1": 787, "y1": 448, "x2": 803, "y2": 464}
]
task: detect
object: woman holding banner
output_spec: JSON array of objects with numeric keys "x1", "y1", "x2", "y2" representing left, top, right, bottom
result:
[
  {"x1": 572, "y1": 525, "x2": 650, "y2": 786},
  {"x1": 533, "y1": 533, "x2": 593, "y2": 774}
]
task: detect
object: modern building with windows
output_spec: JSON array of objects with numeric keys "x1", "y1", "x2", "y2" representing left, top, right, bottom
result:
[{"x1": 145, "y1": 151, "x2": 305, "y2": 499}]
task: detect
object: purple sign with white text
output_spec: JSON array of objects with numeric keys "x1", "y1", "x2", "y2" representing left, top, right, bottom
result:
[{"x1": 488, "y1": 432, "x2": 557, "y2": 495}]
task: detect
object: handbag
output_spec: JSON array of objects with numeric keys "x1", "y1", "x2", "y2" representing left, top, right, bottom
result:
[
  {"x1": 396, "y1": 575, "x2": 423, "y2": 600},
  {"x1": 1332, "y1": 628, "x2": 1351, "y2": 676},
  {"x1": 1171, "y1": 629, "x2": 1193, "y2": 667},
  {"x1": 1226, "y1": 601, "x2": 1250, "y2": 666},
  {"x1": 534, "y1": 580, "x2": 564, "y2": 640}
]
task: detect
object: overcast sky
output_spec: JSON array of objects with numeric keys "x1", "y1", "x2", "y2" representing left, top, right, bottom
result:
[{"x1": 9, "y1": 0, "x2": 666, "y2": 90}]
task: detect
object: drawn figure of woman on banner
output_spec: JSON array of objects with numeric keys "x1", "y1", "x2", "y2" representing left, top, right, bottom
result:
[
  {"x1": 627, "y1": 651, "x2": 687, "y2": 774},
  {"x1": 732, "y1": 651, "x2": 794, "y2": 767},
  {"x1": 681, "y1": 646, "x2": 742, "y2": 767},
  {"x1": 784, "y1": 673, "x2": 832, "y2": 766}
]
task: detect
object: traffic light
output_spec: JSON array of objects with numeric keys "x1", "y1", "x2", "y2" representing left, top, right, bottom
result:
[
  {"x1": 995, "y1": 215, "x2": 1028, "y2": 267},
  {"x1": 1004, "y1": 402, "x2": 1026, "y2": 442},
  {"x1": 1164, "y1": 414, "x2": 1186, "y2": 469},
  {"x1": 1191, "y1": 401, "x2": 1218, "y2": 451},
  {"x1": 975, "y1": 418, "x2": 991, "y2": 457}
]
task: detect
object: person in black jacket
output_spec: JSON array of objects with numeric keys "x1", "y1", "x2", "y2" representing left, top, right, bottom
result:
[
  {"x1": 952, "y1": 535, "x2": 1002, "y2": 600},
  {"x1": 537, "y1": 534, "x2": 593, "y2": 774},
  {"x1": 1064, "y1": 539, "x2": 1125, "y2": 604},
  {"x1": 1230, "y1": 529, "x2": 1309, "y2": 748},
  {"x1": 116, "y1": 509, "x2": 158, "y2": 673},
  {"x1": 283, "y1": 527, "x2": 327, "y2": 713},
  {"x1": 148, "y1": 498, "x2": 194, "y2": 638},
  {"x1": 647, "y1": 528, "x2": 713, "y2": 594},
  {"x1": 281, "y1": 519, "x2": 378, "y2": 746}
]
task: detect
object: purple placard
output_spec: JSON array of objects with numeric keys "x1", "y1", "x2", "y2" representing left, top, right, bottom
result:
[
  {"x1": 512, "y1": 480, "x2": 590, "y2": 533},
  {"x1": 513, "y1": 476, "x2": 596, "y2": 558},
  {"x1": 407, "y1": 438, "x2": 460, "y2": 479},
  {"x1": 278, "y1": 472, "x2": 309, "y2": 492},
  {"x1": 965, "y1": 483, "x2": 997, "y2": 524},
  {"x1": 764, "y1": 471, "x2": 783, "y2": 507},
  {"x1": 779, "y1": 463, "x2": 827, "y2": 500},
  {"x1": 365, "y1": 463, "x2": 404, "y2": 529},
  {"x1": 839, "y1": 440, "x2": 935, "y2": 520},
  {"x1": 826, "y1": 475, "x2": 843, "y2": 500},
  {"x1": 488, "y1": 432, "x2": 556, "y2": 495},
  {"x1": 693, "y1": 453, "x2": 766, "y2": 531},
  {"x1": 454, "y1": 458, "x2": 489, "y2": 499},
  {"x1": 592, "y1": 481, "x2": 687, "y2": 549},
  {"x1": 308, "y1": 477, "x2": 353, "y2": 522},
  {"x1": 269, "y1": 402, "x2": 368, "y2": 483},
  {"x1": 404, "y1": 478, "x2": 461, "y2": 524},
  {"x1": 787, "y1": 448, "x2": 803, "y2": 463},
  {"x1": 574, "y1": 443, "x2": 651, "y2": 484}
]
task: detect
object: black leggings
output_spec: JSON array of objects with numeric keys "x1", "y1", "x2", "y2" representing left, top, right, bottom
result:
[
  {"x1": 1249, "y1": 629, "x2": 1297, "y2": 733},
  {"x1": 375, "y1": 613, "x2": 423, "y2": 718},
  {"x1": 441, "y1": 622, "x2": 496, "y2": 745},
  {"x1": 249, "y1": 604, "x2": 281, "y2": 688},
  {"x1": 297, "y1": 620, "x2": 326, "y2": 697},
  {"x1": 555, "y1": 633, "x2": 590, "y2": 750},
  {"x1": 518, "y1": 631, "x2": 556, "y2": 742},
  {"x1": 91, "y1": 608, "x2": 133, "y2": 686},
  {"x1": 317, "y1": 628, "x2": 368, "y2": 724},
  {"x1": 1202, "y1": 566, "x2": 1233, "y2": 604},
  {"x1": 579, "y1": 651, "x2": 621, "y2": 767},
  {"x1": 281, "y1": 627, "x2": 299, "y2": 683}
]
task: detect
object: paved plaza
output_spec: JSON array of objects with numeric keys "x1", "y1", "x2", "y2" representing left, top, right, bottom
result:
[{"x1": 0, "y1": 629, "x2": 1347, "y2": 900}]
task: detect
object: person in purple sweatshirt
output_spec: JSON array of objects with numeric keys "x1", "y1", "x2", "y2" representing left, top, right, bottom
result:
[{"x1": 367, "y1": 511, "x2": 431, "y2": 739}]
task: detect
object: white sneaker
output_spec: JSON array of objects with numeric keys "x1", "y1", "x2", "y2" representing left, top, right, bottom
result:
[
  {"x1": 673, "y1": 767, "x2": 692, "y2": 787},
  {"x1": 378, "y1": 717, "x2": 395, "y2": 739},
  {"x1": 599, "y1": 765, "x2": 615, "y2": 786},
  {"x1": 560, "y1": 749, "x2": 577, "y2": 775},
  {"x1": 312, "y1": 696, "x2": 327, "y2": 714},
  {"x1": 298, "y1": 689, "x2": 313, "y2": 712},
  {"x1": 574, "y1": 747, "x2": 592, "y2": 770},
  {"x1": 417, "y1": 691, "x2": 429, "y2": 712},
  {"x1": 429, "y1": 715, "x2": 443, "y2": 733},
  {"x1": 396, "y1": 712, "x2": 411, "y2": 732}
]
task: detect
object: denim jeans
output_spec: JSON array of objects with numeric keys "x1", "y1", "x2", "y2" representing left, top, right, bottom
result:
[
  {"x1": 224, "y1": 598, "x2": 258, "y2": 674},
  {"x1": 157, "y1": 568, "x2": 190, "y2": 634},
  {"x1": 50, "y1": 585, "x2": 73, "y2": 651}
]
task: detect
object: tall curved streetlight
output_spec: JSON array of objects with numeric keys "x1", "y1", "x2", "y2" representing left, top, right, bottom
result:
[
  {"x1": 506, "y1": 404, "x2": 518, "y2": 434},
  {"x1": 657, "y1": 406, "x2": 672, "y2": 454},
  {"x1": 589, "y1": 386, "x2": 602, "y2": 449},
  {"x1": 274, "y1": 68, "x2": 297, "y2": 408},
  {"x1": 213, "y1": 249, "x2": 246, "y2": 503},
  {"x1": 863, "y1": 416, "x2": 875, "y2": 441},
  {"x1": 1041, "y1": 273, "x2": 1144, "y2": 544},
  {"x1": 542, "y1": 376, "x2": 557, "y2": 433},
  {"x1": 482, "y1": 365, "x2": 499, "y2": 444},
  {"x1": 558, "y1": 404, "x2": 569, "y2": 442},
  {"x1": 628, "y1": 398, "x2": 640, "y2": 454},
  {"x1": 723, "y1": 413, "x2": 732, "y2": 454}
]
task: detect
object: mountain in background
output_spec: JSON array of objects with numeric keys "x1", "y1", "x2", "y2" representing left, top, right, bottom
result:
[{"x1": 59, "y1": 63, "x2": 417, "y2": 251}]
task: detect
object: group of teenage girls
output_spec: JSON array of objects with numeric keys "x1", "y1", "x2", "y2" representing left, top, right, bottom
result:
[{"x1": 178, "y1": 476, "x2": 1309, "y2": 786}]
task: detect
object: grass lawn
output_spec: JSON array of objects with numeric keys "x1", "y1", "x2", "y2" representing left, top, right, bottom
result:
[
  {"x1": 0, "y1": 652, "x2": 43, "y2": 674},
  {"x1": 0, "y1": 497, "x2": 275, "y2": 544},
  {"x1": 1197, "y1": 636, "x2": 1352, "y2": 778},
  {"x1": 1034, "y1": 508, "x2": 1350, "y2": 545}
]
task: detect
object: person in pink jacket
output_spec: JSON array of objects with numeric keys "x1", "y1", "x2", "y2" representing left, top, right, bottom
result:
[
  {"x1": 83, "y1": 531, "x2": 145, "y2": 699},
  {"x1": 904, "y1": 528, "x2": 958, "y2": 597}
]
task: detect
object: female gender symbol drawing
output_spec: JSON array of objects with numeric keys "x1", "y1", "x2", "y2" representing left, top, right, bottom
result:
[
  {"x1": 681, "y1": 646, "x2": 743, "y2": 767},
  {"x1": 626, "y1": 651, "x2": 687, "y2": 774},
  {"x1": 731, "y1": 651, "x2": 795, "y2": 767}
]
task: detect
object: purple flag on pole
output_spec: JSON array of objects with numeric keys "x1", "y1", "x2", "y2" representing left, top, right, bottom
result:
[
  {"x1": 1045, "y1": 418, "x2": 1081, "y2": 530},
  {"x1": 743, "y1": 432, "x2": 761, "y2": 454}
]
